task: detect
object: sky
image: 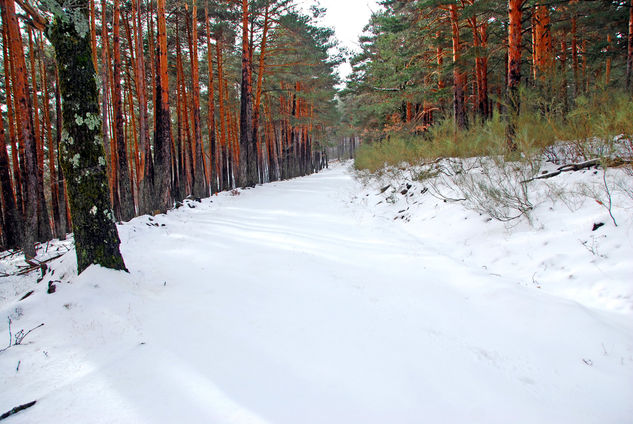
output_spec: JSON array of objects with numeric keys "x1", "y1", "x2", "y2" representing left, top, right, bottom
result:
[{"x1": 297, "y1": 0, "x2": 381, "y2": 81}]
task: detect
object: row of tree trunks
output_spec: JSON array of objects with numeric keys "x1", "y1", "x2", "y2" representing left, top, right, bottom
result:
[
  {"x1": 1, "y1": 0, "x2": 39, "y2": 258},
  {"x1": 1, "y1": 0, "x2": 329, "y2": 256}
]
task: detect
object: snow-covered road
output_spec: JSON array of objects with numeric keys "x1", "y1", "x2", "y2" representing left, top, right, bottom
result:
[{"x1": 2, "y1": 162, "x2": 632, "y2": 423}]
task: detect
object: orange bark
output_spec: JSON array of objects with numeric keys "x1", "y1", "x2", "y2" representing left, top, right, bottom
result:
[
  {"x1": 1, "y1": 0, "x2": 38, "y2": 256},
  {"x1": 90, "y1": 0, "x2": 98, "y2": 73},
  {"x1": 533, "y1": 3, "x2": 553, "y2": 79},
  {"x1": 1, "y1": 23, "x2": 21, "y2": 210},
  {"x1": 508, "y1": 0, "x2": 523, "y2": 91},
  {"x1": 449, "y1": 3, "x2": 467, "y2": 129},
  {"x1": 205, "y1": 8, "x2": 217, "y2": 191}
]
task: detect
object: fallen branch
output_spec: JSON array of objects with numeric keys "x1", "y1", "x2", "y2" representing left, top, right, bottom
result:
[
  {"x1": 522, "y1": 159, "x2": 600, "y2": 183},
  {"x1": 0, "y1": 401, "x2": 37, "y2": 421},
  {"x1": 15, "y1": 253, "x2": 66, "y2": 276}
]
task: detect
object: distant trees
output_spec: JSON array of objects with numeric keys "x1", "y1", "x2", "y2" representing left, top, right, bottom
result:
[
  {"x1": 343, "y1": 0, "x2": 632, "y2": 140},
  {"x1": 0, "y1": 0, "x2": 339, "y2": 266}
]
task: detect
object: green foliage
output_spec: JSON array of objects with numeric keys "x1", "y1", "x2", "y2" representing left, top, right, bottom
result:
[{"x1": 355, "y1": 89, "x2": 633, "y2": 173}]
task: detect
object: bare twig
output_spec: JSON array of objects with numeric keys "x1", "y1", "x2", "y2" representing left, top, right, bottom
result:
[
  {"x1": 0, "y1": 318, "x2": 44, "y2": 353},
  {"x1": 600, "y1": 170, "x2": 617, "y2": 227},
  {"x1": 0, "y1": 318, "x2": 12, "y2": 353},
  {"x1": 14, "y1": 323, "x2": 45, "y2": 345}
]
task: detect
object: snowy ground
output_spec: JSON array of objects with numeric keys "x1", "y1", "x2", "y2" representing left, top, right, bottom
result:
[{"x1": 1, "y1": 161, "x2": 632, "y2": 423}]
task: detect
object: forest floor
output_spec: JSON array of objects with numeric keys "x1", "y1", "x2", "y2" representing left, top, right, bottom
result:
[{"x1": 1, "y1": 160, "x2": 632, "y2": 423}]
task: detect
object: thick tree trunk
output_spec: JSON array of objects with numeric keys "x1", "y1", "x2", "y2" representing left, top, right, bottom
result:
[
  {"x1": 1, "y1": 0, "x2": 38, "y2": 258},
  {"x1": 239, "y1": 0, "x2": 256, "y2": 187},
  {"x1": 153, "y1": 0, "x2": 173, "y2": 212},
  {"x1": 113, "y1": 0, "x2": 135, "y2": 221},
  {"x1": 48, "y1": 0, "x2": 127, "y2": 273}
]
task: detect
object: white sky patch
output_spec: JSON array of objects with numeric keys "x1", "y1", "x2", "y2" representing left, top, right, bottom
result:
[{"x1": 298, "y1": 0, "x2": 381, "y2": 82}]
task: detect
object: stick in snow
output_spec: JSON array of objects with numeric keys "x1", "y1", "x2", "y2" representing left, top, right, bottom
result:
[{"x1": 0, "y1": 401, "x2": 37, "y2": 421}]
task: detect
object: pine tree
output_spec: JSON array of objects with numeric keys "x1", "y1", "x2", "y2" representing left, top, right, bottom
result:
[{"x1": 47, "y1": 0, "x2": 127, "y2": 272}]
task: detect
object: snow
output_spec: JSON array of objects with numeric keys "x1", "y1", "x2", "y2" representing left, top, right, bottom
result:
[{"x1": 1, "y1": 161, "x2": 632, "y2": 423}]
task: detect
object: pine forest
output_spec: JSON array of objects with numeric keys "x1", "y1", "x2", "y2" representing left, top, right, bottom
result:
[{"x1": 1, "y1": 0, "x2": 632, "y2": 422}]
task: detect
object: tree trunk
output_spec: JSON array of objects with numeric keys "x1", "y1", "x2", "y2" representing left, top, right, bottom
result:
[
  {"x1": 131, "y1": 0, "x2": 153, "y2": 215},
  {"x1": 113, "y1": 0, "x2": 135, "y2": 221},
  {"x1": 89, "y1": 0, "x2": 97, "y2": 72},
  {"x1": 54, "y1": 67, "x2": 68, "y2": 238},
  {"x1": 153, "y1": 0, "x2": 173, "y2": 212},
  {"x1": 0, "y1": 93, "x2": 20, "y2": 248},
  {"x1": 28, "y1": 28, "x2": 52, "y2": 243},
  {"x1": 176, "y1": 21, "x2": 193, "y2": 195},
  {"x1": 187, "y1": 1, "x2": 207, "y2": 198},
  {"x1": 559, "y1": 37, "x2": 569, "y2": 114},
  {"x1": 1, "y1": 22, "x2": 22, "y2": 216},
  {"x1": 254, "y1": 2, "x2": 270, "y2": 184},
  {"x1": 449, "y1": 4, "x2": 467, "y2": 130},
  {"x1": 571, "y1": 15, "x2": 579, "y2": 95},
  {"x1": 39, "y1": 34, "x2": 62, "y2": 239},
  {"x1": 239, "y1": 0, "x2": 256, "y2": 187},
  {"x1": 507, "y1": 0, "x2": 523, "y2": 148},
  {"x1": 205, "y1": 9, "x2": 217, "y2": 194},
  {"x1": 48, "y1": 0, "x2": 127, "y2": 273},
  {"x1": 507, "y1": 0, "x2": 523, "y2": 109},
  {"x1": 216, "y1": 35, "x2": 227, "y2": 191}
]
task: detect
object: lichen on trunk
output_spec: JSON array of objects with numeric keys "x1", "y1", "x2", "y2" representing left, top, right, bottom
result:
[{"x1": 47, "y1": 1, "x2": 127, "y2": 273}]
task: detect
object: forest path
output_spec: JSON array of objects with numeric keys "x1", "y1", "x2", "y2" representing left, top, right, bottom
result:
[{"x1": 3, "y1": 162, "x2": 632, "y2": 423}]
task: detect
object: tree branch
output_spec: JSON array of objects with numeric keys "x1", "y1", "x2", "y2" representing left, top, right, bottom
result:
[{"x1": 14, "y1": 0, "x2": 47, "y2": 30}]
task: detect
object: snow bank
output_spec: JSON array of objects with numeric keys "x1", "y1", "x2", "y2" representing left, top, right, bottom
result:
[{"x1": 1, "y1": 162, "x2": 632, "y2": 423}]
